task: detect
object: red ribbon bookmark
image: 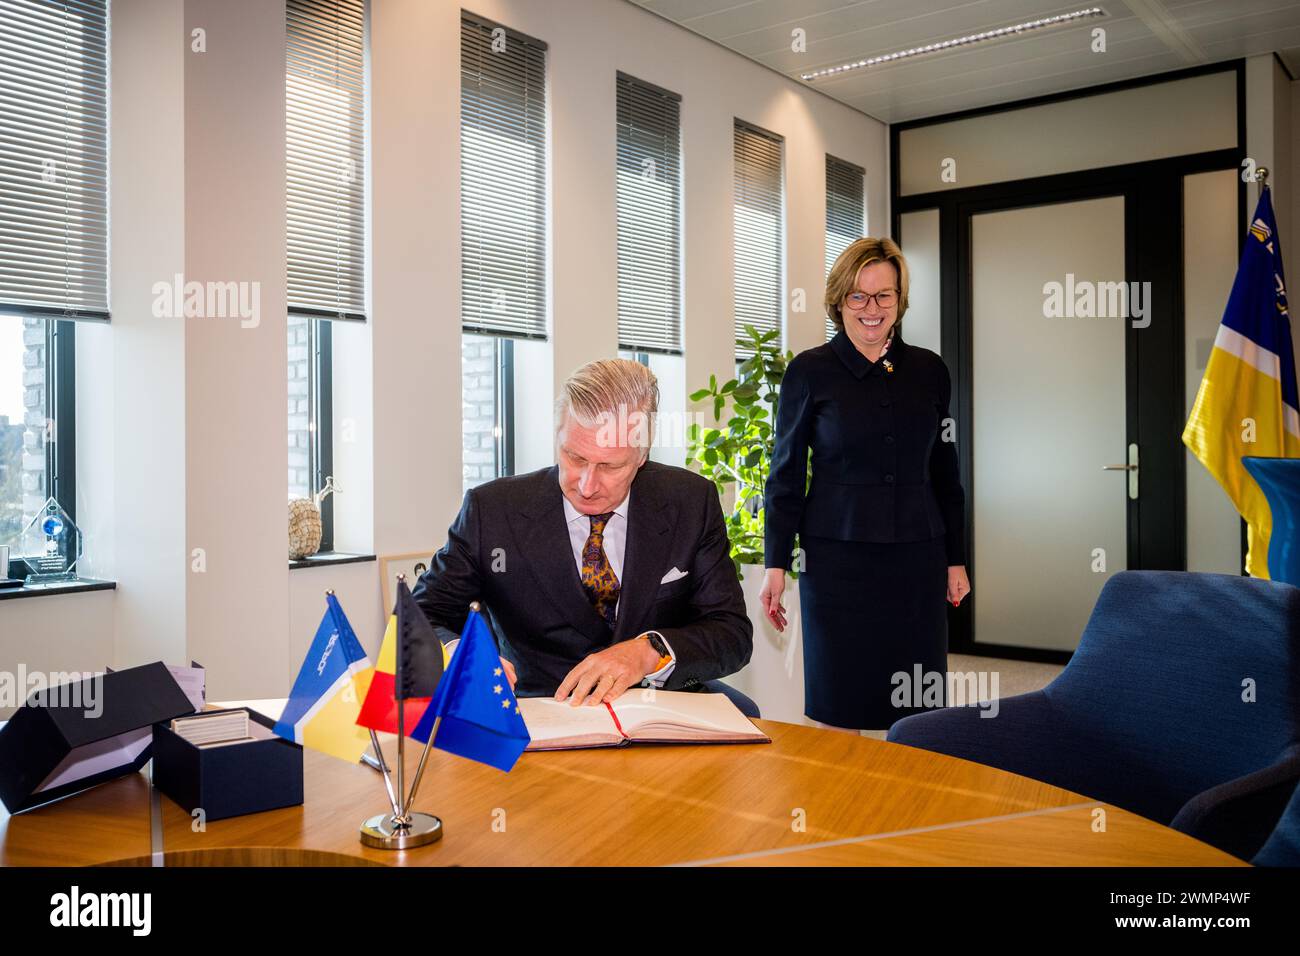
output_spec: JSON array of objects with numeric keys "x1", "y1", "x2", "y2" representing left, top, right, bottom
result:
[{"x1": 603, "y1": 699, "x2": 629, "y2": 739}]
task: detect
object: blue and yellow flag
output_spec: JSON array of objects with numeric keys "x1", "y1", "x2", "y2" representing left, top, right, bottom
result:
[
  {"x1": 411, "y1": 609, "x2": 530, "y2": 772},
  {"x1": 275, "y1": 593, "x2": 375, "y2": 762},
  {"x1": 1184, "y1": 186, "x2": 1300, "y2": 577}
]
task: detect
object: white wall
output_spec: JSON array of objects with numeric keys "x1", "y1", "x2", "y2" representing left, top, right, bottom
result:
[
  {"x1": 0, "y1": 0, "x2": 888, "y2": 709},
  {"x1": 899, "y1": 69, "x2": 1238, "y2": 196},
  {"x1": 0, "y1": 592, "x2": 116, "y2": 718},
  {"x1": 181, "y1": 0, "x2": 290, "y2": 700},
  {"x1": 103, "y1": 0, "x2": 188, "y2": 672}
]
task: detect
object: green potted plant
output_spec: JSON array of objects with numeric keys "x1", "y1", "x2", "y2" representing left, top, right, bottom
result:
[{"x1": 686, "y1": 324, "x2": 802, "y2": 578}]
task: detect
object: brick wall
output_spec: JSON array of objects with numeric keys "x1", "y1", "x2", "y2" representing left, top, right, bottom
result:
[
  {"x1": 20, "y1": 316, "x2": 46, "y2": 522},
  {"x1": 288, "y1": 314, "x2": 311, "y2": 500},
  {"x1": 461, "y1": 334, "x2": 498, "y2": 490}
]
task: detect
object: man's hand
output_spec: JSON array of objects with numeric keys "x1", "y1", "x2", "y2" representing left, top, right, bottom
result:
[
  {"x1": 499, "y1": 656, "x2": 517, "y2": 692},
  {"x1": 555, "y1": 637, "x2": 660, "y2": 707}
]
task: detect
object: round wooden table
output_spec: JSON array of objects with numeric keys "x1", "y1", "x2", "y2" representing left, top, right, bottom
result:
[{"x1": 0, "y1": 698, "x2": 1245, "y2": 867}]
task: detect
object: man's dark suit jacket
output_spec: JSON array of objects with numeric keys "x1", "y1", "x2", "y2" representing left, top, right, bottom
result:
[{"x1": 410, "y1": 460, "x2": 753, "y2": 698}]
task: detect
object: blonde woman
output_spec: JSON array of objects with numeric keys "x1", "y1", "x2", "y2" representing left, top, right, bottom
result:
[{"x1": 760, "y1": 238, "x2": 970, "y2": 732}]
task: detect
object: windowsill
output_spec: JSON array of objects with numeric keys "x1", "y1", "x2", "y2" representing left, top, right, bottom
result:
[
  {"x1": 288, "y1": 551, "x2": 376, "y2": 570},
  {"x1": 0, "y1": 578, "x2": 117, "y2": 602}
]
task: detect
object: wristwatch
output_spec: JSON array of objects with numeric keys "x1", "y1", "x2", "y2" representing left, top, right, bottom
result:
[{"x1": 642, "y1": 631, "x2": 672, "y2": 668}]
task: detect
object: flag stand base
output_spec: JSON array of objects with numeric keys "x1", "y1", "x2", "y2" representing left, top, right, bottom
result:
[{"x1": 359, "y1": 812, "x2": 443, "y2": 850}]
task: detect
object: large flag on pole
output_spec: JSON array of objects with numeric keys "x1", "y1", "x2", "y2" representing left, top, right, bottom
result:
[
  {"x1": 356, "y1": 579, "x2": 445, "y2": 737},
  {"x1": 1184, "y1": 185, "x2": 1300, "y2": 577},
  {"x1": 274, "y1": 593, "x2": 375, "y2": 762},
  {"x1": 411, "y1": 608, "x2": 530, "y2": 772}
]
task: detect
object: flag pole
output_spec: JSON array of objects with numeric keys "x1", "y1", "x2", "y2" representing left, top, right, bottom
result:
[
  {"x1": 366, "y1": 729, "x2": 401, "y2": 819},
  {"x1": 395, "y1": 575, "x2": 408, "y2": 824},
  {"x1": 358, "y1": 574, "x2": 442, "y2": 849},
  {"x1": 326, "y1": 588, "x2": 401, "y2": 819},
  {"x1": 404, "y1": 599, "x2": 473, "y2": 813}
]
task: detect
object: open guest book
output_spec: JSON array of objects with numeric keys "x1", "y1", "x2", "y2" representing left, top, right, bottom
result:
[{"x1": 518, "y1": 689, "x2": 770, "y2": 751}]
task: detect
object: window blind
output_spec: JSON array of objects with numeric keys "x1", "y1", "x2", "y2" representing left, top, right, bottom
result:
[
  {"x1": 460, "y1": 11, "x2": 547, "y2": 340},
  {"x1": 616, "y1": 73, "x2": 681, "y2": 356},
  {"x1": 287, "y1": 0, "x2": 366, "y2": 321},
  {"x1": 733, "y1": 120, "x2": 783, "y2": 360},
  {"x1": 825, "y1": 153, "x2": 865, "y2": 339},
  {"x1": 0, "y1": 0, "x2": 109, "y2": 320}
]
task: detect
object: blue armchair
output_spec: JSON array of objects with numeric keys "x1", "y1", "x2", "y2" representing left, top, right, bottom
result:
[
  {"x1": 887, "y1": 571, "x2": 1300, "y2": 861},
  {"x1": 1254, "y1": 777, "x2": 1300, "y2": 866}
]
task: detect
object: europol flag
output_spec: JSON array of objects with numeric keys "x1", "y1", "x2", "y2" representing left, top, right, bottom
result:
[
  {"x1": 274, "y1": 593, "x2": 375, "y2": 762},
  {"x1": 355, "y1": 579, "x2": 446, "y2": 737},
  {"x1": 411, "y1": 608, "x2": 530, "y2": 772},
  {"x1": 1183, "y1": 186, "x2": 1300, "y2": 577}
]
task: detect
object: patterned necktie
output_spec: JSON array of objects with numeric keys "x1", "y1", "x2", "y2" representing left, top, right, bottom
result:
[{"x1": 579, "y1": 512, "x2": 620, "y2": 628}]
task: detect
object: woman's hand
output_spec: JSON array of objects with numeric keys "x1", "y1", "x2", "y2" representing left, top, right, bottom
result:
[
  {"x1": 759, "y1": 568, "x2": 788, "y2": 632},
  {"x1": 947, "y1": 565, "x2": 971, "y2": 606}
]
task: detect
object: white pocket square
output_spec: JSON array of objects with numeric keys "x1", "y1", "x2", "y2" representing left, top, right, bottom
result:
[{"x1": 660, "y1": 567, "x2": 689, "y2": 584}]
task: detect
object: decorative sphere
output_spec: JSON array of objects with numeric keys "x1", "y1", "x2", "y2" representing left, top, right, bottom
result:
[
  {"x1": 42, "y1": 515, "x2": 64, "y2": 537},
  {"x1": 288, "y1": 498, "x2": 322, "y2": 559}
]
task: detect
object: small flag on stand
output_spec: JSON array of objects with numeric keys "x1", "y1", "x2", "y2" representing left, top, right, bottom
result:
[
  {"x1": 411, "y1": 607, "x2": 530, "y2": 772},
  {"x1": 356, "y1": 579, "x2": 446, "y2": 737},
  {"x1": 274, "y1": 593, "x2": 375, "y2": 762}
]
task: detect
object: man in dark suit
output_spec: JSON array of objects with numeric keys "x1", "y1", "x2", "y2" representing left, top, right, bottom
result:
[{"x1": 411, "y1": 358, "x2": 756, "y2": 715}]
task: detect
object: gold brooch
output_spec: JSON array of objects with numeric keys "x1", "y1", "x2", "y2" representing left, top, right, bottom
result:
[{"x1": 882, "y1": 359, "x2": 894, "y2": 373}]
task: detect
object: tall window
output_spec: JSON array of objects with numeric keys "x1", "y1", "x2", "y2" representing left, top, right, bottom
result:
[
  {"x1": 733, "y1": 120, "x2": 784, "y2": 361},
  {"x1": 616, "y1": 73, "x2": 682, "y2": 357},
  {"x1": 286, "y1": 0, "x2": 367, "y2": 552},
  {"x1": 460, "y1": 12, "x2": 547, "y2": 492},
  {"x1": 825, "y1": 154, "x2": 865, "y2": 339},
  {"x1": 0, "y1": 0, "x2": 108, "y2": 551}
]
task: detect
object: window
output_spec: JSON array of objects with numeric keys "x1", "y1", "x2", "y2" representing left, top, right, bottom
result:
[
  {"x1": 286, "y1": 0, "x2": 367, "y2": 552},
  {"x1": 616, "y1": 73, "x2": 682, "y2": 356},
  {"x1": 825, "y1": 154, "x2": 865, "y2": 339},
  {"x1": 460, "y1": 12, "x2": 548, "y2": 492},
  {"x1": 0, "y1": 318, "x2": 73, "y2": 547},
  {"x1": 0, "y1": 0, "x2": 108, "y2": 554},
  {"x1": 461, "y1": 333, "x2": 514, "y2": 489},
  {"x1": 733, "y1": 120, "x2": 784, "y2": 361}
]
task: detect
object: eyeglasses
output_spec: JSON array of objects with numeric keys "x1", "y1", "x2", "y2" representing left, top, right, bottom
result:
[{"x1": 845, "y1": 290, "x2": 898, "y2": 310}]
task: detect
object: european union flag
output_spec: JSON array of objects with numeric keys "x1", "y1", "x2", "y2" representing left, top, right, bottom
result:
[{"x1": 410, "y1": 608, "x2": 530, "y2": 771}]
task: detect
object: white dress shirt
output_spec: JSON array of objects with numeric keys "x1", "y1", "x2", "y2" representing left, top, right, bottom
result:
[
  {"x1": 560, "y1": 489, "x2": 676, "y2": 687},
  {"x1": 447, "y1": 489, "x2": 678, "y2": 688}
]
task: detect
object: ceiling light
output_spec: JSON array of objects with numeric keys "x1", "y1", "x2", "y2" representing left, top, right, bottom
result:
[{"x1": 800, "y1": 7, "x2": 1107, "y2": 81}]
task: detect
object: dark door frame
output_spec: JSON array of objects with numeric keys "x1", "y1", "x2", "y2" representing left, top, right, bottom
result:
[{"x1": 890, "y1": 61, "x2": 1246, "y2": 663}]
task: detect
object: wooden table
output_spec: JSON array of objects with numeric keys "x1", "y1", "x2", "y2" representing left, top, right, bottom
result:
[{"x1": 0, "y1": 700, "x2": 1246, "y2": 867}]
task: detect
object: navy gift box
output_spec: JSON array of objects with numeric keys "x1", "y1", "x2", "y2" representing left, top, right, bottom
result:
[
  {"x1": 151, "y1": 706, "x2": 303, "y2": 822},
  {"x1": 0, "y1": 661, "x2": 196, "y2": 814}
]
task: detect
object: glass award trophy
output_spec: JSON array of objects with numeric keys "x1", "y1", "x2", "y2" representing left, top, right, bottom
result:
[{"x1": 20, "y1": 497, "x2": 83, "y2": 585}]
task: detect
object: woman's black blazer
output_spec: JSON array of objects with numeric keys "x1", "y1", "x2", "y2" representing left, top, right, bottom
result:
[{"x1": 763, "y1": 330, "x2": 966, "y2": 571}]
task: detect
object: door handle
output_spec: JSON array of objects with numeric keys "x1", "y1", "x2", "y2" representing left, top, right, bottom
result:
[{"x1": 1102, "y1": 443, "x2": 1138, "y2": 500}]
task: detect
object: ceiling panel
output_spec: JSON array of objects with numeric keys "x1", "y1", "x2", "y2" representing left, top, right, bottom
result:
[{"x1": 627, "y1": 0, "x2": 1300, "y2": 122}]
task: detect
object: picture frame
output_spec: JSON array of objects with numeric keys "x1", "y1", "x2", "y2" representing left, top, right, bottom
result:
[{"x1": 377, "y1": 550, "x2": 436, "y2": 612}]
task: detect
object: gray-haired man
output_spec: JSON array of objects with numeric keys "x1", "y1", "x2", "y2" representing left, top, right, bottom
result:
[{"x1": 411, "y1": 358, "x2": 757, "y2": 715}]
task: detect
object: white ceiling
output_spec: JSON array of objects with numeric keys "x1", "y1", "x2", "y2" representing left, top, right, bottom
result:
[{"x1": 627, "y1": 0, "x2": 1300, "y2": 123}]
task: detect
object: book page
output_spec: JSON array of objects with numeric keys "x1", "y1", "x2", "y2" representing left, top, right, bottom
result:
[
  {"x1": 518, "y1": 696, "x2": 622, "y2": 749},
  {"x1": 609, "y1": 689, "x2": 768, "y2": 741}
]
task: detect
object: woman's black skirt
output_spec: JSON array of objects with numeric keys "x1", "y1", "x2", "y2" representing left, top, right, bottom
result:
[{"x1": 798, "y1": 534, "x2": 948, "y2": 730}]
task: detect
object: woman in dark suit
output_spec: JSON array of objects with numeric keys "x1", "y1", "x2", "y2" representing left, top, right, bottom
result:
[{"x1": 760, "y1": 237, "x2": 970, "y2": 732}]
